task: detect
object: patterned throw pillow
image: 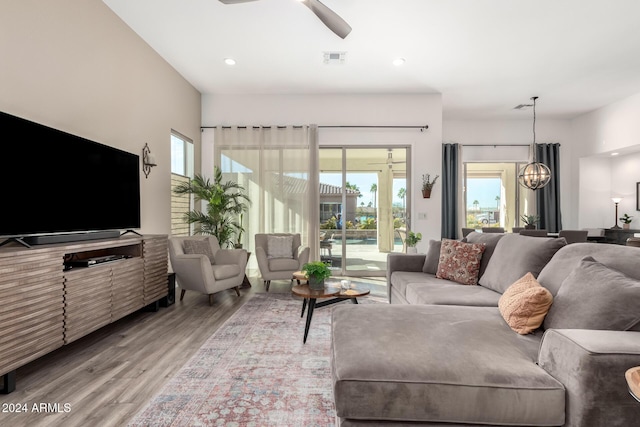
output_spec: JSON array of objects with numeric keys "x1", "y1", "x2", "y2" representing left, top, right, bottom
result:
[
  {"x1": 436, "y1": 239, "x2": 486, "y2": 285},
  {"x1": 183, "y1": 239, "x2": 215, "y2": 264},
  {"x1": 499, "y1": 272, "x2": 553, "y2": 335},
  {"x1": 267, "y1": 235, "x2": 294, "y2": 259}
]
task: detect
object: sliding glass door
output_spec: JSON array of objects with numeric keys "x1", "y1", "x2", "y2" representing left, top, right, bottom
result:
[{"x1": 319, "y1": 147, "x2": 410, "y2": 277}]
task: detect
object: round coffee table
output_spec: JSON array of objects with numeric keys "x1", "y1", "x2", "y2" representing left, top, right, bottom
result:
[
  {"x1": 291, "y1": 283, "x2": 370, "y2": 343},
  {"x1": 292, "y1": 270, "x2": 308, "y2": 285}
]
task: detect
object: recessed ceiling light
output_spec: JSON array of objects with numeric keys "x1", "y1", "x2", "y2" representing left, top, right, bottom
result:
[
  {"x1": 224, "y1": 58, "x2": 236, "y2": 66},
  {"x1": 393, "y1": 57, "x2": 405, "y2": 66},
  {"x1": 611, "y1": 152, "x2": 619, "y2": 156}
]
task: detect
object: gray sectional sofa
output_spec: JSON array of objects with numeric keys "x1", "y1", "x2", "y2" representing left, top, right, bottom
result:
[{"x1": 330, "y1": 232, "x2": 640, "y2": 426}]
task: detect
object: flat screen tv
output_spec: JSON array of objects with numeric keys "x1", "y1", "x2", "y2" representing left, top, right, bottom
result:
[{"x1": 0, "y1": 111, "x2": 141, "y2": 245}]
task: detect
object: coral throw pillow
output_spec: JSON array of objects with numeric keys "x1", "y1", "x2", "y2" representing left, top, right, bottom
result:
[
  {"x1": 436, "y1": 239, "x2": 486, "y2": 285},
  {"x1": 499, "y1": 272, "x2": 553, "y2": 335}
]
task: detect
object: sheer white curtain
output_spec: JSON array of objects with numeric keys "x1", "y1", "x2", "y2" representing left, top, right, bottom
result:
[{"x1": 213, "y1": 125, "x2": 319, "y2": 261}]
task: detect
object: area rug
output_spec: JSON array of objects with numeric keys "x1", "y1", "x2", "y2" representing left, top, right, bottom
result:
[{"x1": 128, "y1": 292, "x2": 385, "y2": 426}]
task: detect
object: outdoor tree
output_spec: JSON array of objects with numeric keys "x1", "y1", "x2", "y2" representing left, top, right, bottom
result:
[
  {"x1": 495, "y1": 195, "x2": 500, "y2": 210},
  {"x1": 397, "y1": 188, "x2": 406, "y2": 214},
  {"x1": 473, "y1": 200, "x2": 479, "y2": 211},
  {"x1": 346, "y1": 181, "x2": 360, "y2": 193},
  {"x1": 370, "y1": 183, "x2": 377, "y2": 208}
]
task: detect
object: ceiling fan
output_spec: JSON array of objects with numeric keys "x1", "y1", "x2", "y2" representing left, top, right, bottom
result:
[
  {"x1": 368, "y1": 150, "x2": 405, "y2": 169},
  {"x1": 218, "y1": 0, "x2": 352, "y2": 39}
]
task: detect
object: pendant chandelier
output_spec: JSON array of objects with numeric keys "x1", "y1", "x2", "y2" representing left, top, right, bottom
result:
[{"x1": 518, "y1": 96, "x2": 551, "y2": 190}]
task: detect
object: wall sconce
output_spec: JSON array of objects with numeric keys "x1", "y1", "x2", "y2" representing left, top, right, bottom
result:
[
  {"x1": 611, "y1": 197, "x2": 623, "y2": 230},
  {"x1": 142, "y1": 143, "x2": 157, "y2": 179}
]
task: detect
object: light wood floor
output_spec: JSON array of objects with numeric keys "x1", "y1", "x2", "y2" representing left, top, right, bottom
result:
[{"x1": 0, "y1": 277, "x2": 295, "y2": 427}]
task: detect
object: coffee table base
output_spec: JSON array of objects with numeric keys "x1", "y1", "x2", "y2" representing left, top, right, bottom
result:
[{"x1": 300, "y1": 297, "x2": 359, "y2": 344}]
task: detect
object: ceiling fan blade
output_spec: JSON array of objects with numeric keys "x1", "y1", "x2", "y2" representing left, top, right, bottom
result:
[
  {"x1": 218, "y1": 0, "x2": 259, "y2": 4},
  {"x1": 303, "y1": 0, "x2": 352, "y2": 39}
]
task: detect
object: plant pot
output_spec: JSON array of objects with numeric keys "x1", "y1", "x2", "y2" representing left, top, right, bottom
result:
[
  {"x1": 308, "y1": 276, "x2": 325, "y2": 291},
  {"x1": 422, "y1": 189, "x2": 431, "y2": 199},
  {"x1": 623, "y1": 223, "x2": 631, "y2": 230},
  {"x1": 525, "y1": 225, "x2": 536, "y2": 230},
  {"x1": 234, "y1": 243, "x2": 243, "y2": 249},
  {"x1": 406, "y1": 246, "x2": 418, "y2": 254}
]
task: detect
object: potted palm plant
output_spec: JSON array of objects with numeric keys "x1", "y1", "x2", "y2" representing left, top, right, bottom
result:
[
  {"x1": 421, "y1": 174, "x2": 439, "y2": 198},
  {"x1": 173, "y1": 166, "x2": 250, "y2": 248},
  {"x1": 302, "y1": 261, "x2": 332, "y2": 290},
  {"x1": 521, "y1": 214, "x2": 540, "y2": 230}
]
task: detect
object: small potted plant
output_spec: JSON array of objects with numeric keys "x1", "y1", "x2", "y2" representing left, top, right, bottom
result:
[
  {"x1": 521, "y1": 214, "x2": 540, "y2": 230},
  {"x1": 302, "y1": 261, "x2": 332, "y2": 290},
  {"x1": 620, "y1": 213, "x2": 633, "y2": 230},
  {"x1": 405, "y1": 231, "x2": 422, "y2": 254},
  {"x1": 421, "y1": 174, "x2": 439, "y2": 198}
]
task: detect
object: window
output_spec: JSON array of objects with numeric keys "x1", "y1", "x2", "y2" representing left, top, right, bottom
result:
[
  {"x1": 464, "y1": 162, "x2": 535, "y2": 231},
  {"x1": 171, "y1": 131, "x2": 194, "y2": 236}
]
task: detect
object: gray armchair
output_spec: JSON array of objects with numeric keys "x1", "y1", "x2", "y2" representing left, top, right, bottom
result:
[
  {"x1": 255, "y1": 233, "x2": 310, "y2": 291},
  {"x1": 168, "y1": 235, "x2": 247, "y2": 305}
]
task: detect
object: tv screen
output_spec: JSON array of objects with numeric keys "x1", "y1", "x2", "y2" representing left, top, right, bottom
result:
[{"x1": 1, "y1": 111, "x2": 141, "y2": 242}]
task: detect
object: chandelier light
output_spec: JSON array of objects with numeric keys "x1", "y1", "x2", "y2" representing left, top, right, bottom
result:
[{"x1": 518, "y1": 96, "x2": 551, "y2": 190}]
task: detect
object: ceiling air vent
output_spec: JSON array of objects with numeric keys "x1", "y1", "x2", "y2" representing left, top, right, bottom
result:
[{"x1": 323, "y1": 51, "x2": 346, "y2": 65}]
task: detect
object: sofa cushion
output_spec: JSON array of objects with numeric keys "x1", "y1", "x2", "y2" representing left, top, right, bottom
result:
[
  {"x1": 464, "y1": 231, "x2": 505, "y2": 278},
  {"x1": 499, "y1": 272, "x2": 553, "y2": 334},
  {"x1": 479, "y1": 234, "x2": 566, "y2": 294},
  {"x1": 405, "y1": 281, "x2": 501, "y2": 306},
  {"x1": 389, "y1": 271, "x2": 443, "y2": 302},
  {"x1": 267, "y1": 235, "x2": 293, "y2": 259},
  {"x1": 331, "y1": 304, "x2": 564, "y2": 426},
  {"x1": 182, "y1": 238, "x2": 215, "y2": 264},
  {"x1": 543, "y1": 256, "x2": 640, "y2": 331},
  {"x1": 537, "y1": 242, "x2": 640, "y2": 296},
  {"x1": 436, "y1": 239, "x2": 486, "y2": 285},
  {"x1": 421, "y1": 239, "x2": 441, "y2": 274}
]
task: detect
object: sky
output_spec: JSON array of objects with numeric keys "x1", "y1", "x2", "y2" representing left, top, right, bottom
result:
[
  {"x1": 319, "y1": 172, "x2": 407, "y2": 207},
  {"x1": 319, "y1": 174, "x2": 501, "y2": 210},
  {"x1": 467, "y1": 178, "x2": 501, "y2": 210}
]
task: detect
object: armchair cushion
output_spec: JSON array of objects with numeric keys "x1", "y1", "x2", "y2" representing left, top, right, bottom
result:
[
  {"x1": 183, "y1": 238, "x2": 215, "y2": 264},
  {"x1": 267, "y1": 235, "x2": 294, "y2": 259},
  {"x1": 211, "y1": 264, "x2": 241, "y2": 280},
  {"x1": 269, "y1": 257, "x2": 300, "y2": 272}
]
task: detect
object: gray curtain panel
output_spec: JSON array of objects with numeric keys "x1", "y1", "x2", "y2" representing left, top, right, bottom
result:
[
  {"x1": 441, "y1": 143, "x2": 459, "y2": 239},
  {"x1": 536, "y1": 143, "x2": 562, "y2": 233}
]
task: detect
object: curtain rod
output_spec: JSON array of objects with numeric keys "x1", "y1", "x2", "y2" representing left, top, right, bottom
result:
[
  {"x1": 202, "y1": 125, "x2": 428, "y2": 131},
  {"x1": 461, "y1": 144, "x2": 530, "y2": 147},
  {"x1": 319, "y1": 125, "x2": 428, "y2": 131}
]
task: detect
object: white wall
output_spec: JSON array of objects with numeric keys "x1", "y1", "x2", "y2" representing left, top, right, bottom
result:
[
  {"x1": 572, "y1": 92, "x2": 640, "y2": 230},
  {"x1": 202, "y1": 93, "x2": 443, "y2": 249},
  {"x1": 0, "y1": 0, "x2": 202, "y2": 235}
]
